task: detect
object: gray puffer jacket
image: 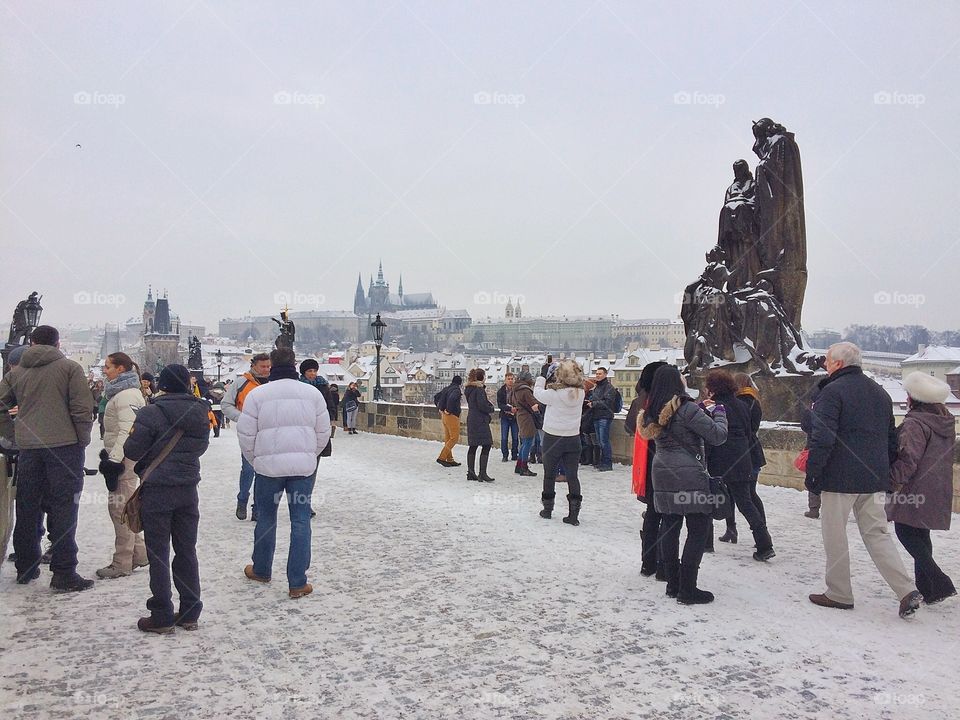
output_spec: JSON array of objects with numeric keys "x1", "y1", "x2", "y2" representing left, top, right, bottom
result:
[{"x1": 640, "y1": 396, "x2": 728, "y2": 516}]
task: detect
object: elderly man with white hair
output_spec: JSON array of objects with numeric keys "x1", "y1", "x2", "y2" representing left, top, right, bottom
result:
[{"x1": 805, "y1": 342, "x2": 922, "y2": 618}]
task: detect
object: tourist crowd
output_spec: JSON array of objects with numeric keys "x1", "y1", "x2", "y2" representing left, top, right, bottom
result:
[{"x1": 0, "y1": 328, "x2": 954, "y2": 632}]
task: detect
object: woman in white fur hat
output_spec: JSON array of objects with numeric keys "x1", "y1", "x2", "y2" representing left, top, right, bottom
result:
[{"x1": 887, "y1": 372, "x2": 957, "y2": 604}]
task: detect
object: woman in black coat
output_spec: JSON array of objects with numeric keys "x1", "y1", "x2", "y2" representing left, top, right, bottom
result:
[
  {"x1": 464, "y1": 369, "x2": 495, "y2": 482},
  {"x1": 639, "y1": 365, "x2": 728, "y2": 604},
  {"x1": 703, "y1": 369, "x2": 775, "y2": 561},
  {"x1": 731, "y1": 373, "x2": 767, "y2": 539},
  {"x1": 624, "y1": 361, "x2": 669, "y2": 580},
  {"x1": 123, "y1": 364, "x2": 211, "y2": 634}
]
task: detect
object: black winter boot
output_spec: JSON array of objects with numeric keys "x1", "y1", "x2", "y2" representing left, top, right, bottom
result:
[
  {"x1": 514, "y1": 460, "x2": 523, "y2": 475},
  {"x1": 752, "y1": 526, "x2": 776, "y2": 561},
  {"x1": 592, "y1": 446, "x2": 602, "y2": 467},
  {"x1": 539, "y1": 492, "x2": 556, "y2": 519},
  {"x1": 677, "y1": 563, "x2": 714, "y2": 605},
  {"x1": 719, "y1": 528, "x2": 738, "y2": 544},
  {"x1": 478, "y1": 452, "x2": 495, "y2": 482},
  {"x1": 466, "y1": 469, "x2": 479, "y2": 482},
  {"x1": 519, "y1": 462, "x2": 537, "y2": 477},
  {"x1": 562, "y1": 494, "x2": 582, "y2": 526},
  {"x1": 664, "y1": 560, "x2": 680, "y2": 598}
]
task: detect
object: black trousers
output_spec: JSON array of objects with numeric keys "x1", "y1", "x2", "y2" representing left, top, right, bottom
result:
[
  {"x1": 658, "y1": 512, "x2": 711, "y2": 572},
  {"x1": 727, "y1": 470, "x2": 766, "y2": 530},
  {"x1": 894, "y1": 523, "x2": 955, "y2": 601},
  {"x1": 726, "y1": 480, "x2": 767, "y2": 531},
  {"x1": 542, "y1": 433, "x2": 581, "y2": 496},
  {"x1": 640, "y1": 471, "x2": 662, "y2": 573},
  {"x1": 467, "y1": 445, "x2": 491, "y2": 476},
  {"x1": 141, "y1": 483, "x2": 202, "y2": 625},
  {"x1": 13, "y1": 444, "x2": 84, "y2": 579}
]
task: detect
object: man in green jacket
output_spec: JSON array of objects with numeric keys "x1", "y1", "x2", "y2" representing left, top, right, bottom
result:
[{"x1": 0, "y1": 326, "x2": 95, "y2": 591}]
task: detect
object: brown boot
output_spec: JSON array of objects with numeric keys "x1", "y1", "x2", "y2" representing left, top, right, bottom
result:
[
  {"x1": 289, "y1": 583, "x2": 313, "y2": 599},
  {"x1": 244, "y1": 564, "x2": 270, "y2": 583},
  {"x1": 808, "y1": 593, "x2": 853, "y2": 610}
]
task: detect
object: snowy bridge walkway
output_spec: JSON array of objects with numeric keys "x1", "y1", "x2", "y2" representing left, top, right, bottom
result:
[{"x1": 1, "y1": 429, "x2": 958, "y2": 719}]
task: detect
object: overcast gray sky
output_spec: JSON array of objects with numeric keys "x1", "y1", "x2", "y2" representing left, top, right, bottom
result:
[{"x1": 2, "y1": 1, "x2": 958, "y2": 334}]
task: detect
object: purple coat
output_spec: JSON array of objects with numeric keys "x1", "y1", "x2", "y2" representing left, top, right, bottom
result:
[{"x1": 886, "y1": 406, "x2": 956, "y2": 530}]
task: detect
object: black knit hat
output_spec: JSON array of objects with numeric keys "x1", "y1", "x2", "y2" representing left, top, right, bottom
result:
[
  {"x1": 452, "y1": 375, "x2": 463, "y2": 385},
  {"x1": 158, "y1": 364, "x2": 192, "y2": 393},
  {"x1": 299, "y1": 358, "x2": 320, "y2": 375},
  {"x1": 141, "y1": 372, "x2": 155, "y2": 382}
]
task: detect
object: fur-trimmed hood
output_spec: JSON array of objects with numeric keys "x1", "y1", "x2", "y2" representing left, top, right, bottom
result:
[
  {"x1": 465, "y1": 380, "x2": 486, "y2": 389},
  {"x1": 638, "y1": 395, "x2": 682, "y2": 440}
]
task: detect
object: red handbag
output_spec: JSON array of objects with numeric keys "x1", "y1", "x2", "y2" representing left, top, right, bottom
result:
[{"x1": 793, "y1": 447, "x2": 809, "y2": 473}]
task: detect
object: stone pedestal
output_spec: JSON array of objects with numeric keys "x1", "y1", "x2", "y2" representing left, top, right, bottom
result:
[{"x1": 685, "y1": 367, "x2": 824, "y2": 423}]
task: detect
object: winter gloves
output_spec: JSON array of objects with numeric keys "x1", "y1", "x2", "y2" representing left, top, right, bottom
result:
[{"x1": 99, "y1": 448, "x2": 124, "y2": 492}]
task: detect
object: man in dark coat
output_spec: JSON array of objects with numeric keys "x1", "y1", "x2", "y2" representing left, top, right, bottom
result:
[
  {"x1": 435, "y1": 376, "x2": 463, "y2": 468},
  {"x1": 588, "y1": 368, "x2": 620, "y2": 471},
  {"x1": 496, "y1": 373, "x2": 519, "y2": 462},
  {"x1": 805, "y1": 342, "x2": 920, "y2": 618}
]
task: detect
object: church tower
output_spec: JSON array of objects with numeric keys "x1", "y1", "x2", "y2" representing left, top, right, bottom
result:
[
  {"x1": 369, "y1": 260, "x2": 390, "y2": 313},
  {"x1": 514, "y1": 298, "x2": 522, "y2": 319},
  {"x1": 505, "y1": 298, "x2": 514, "y2": 319},
  {"x1": 353, "y1": 274, "x2": 367, "y2": 315},
  {"x1": 143, "y1": 285, "x2": 156, "y2": 333}
]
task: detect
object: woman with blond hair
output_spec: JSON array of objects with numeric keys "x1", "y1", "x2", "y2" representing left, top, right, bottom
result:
[
  {"x1": 534, "y1": 360, "x2": 587, "y2": 525},
  {"x1": 96, "y1": 352, "x2": 148, "y2": 579}
]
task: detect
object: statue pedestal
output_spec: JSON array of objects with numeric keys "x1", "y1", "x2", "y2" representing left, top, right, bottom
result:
[{"x1": 685, "y1": 366, "x2": 823, "y2": 424}]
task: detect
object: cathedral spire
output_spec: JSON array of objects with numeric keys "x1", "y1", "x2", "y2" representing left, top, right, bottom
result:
[{"x1": 398, "y1": 274, "x2": 403, "y2": 299}]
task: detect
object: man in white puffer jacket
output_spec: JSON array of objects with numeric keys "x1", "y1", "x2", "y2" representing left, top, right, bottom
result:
[{"x1": 237, "y1": 347, "x2": 330, "y2": 599}]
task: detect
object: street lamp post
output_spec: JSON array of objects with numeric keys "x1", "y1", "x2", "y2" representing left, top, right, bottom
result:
[
  {"x1": 2, "y1": 291, "x2": 43, "y2": 374},
  {"x1": 371, "y1": 313, "x2": 386, "y2": 402},
  {"x1": 215, "y1": 349, "x2": 223, "y2": 382}
]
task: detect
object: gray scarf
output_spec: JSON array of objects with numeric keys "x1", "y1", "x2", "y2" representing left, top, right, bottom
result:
[{"x1": 105, "y1": 370, "x2": 140, "y2": 400}]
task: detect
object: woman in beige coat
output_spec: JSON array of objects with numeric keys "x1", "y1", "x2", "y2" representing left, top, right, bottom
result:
[{"x1": 96, "y1": 352, "x2": 147, "y2": 579}]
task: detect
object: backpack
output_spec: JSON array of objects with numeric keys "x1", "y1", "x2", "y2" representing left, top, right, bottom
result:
[
  {"x1": 614, "y1": 389, "x2": 623, "y2": 414},
  {"x1": 433, "y1": 388, "x2": 445, "y2": 409}
]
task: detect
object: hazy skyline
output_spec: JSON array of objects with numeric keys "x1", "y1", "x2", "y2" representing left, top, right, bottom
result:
[{"x1": 3, "y1": 1, "x2": 958, "y2": 333}]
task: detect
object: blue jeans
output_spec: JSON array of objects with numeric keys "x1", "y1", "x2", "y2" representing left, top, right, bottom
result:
[
  {"x1": 252, "y1": 474, "x2": 313, "y2": 589},
  {"x1": 500, "y1": 416, "x2": 519, "y2": 459},
  {"x1": 593, "y1": 418, "x2": 612, "y2": 466},
  {"x1": 237, "y1": 454, "x2": 256, "y2": 510},
  {"x1": 519, "y1": 436, "x2": 535, "y2": 462}
]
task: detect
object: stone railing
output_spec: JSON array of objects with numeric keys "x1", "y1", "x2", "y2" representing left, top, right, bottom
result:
[{"x1": 355, "y1": 401, "x2": 960, "y2": 513}]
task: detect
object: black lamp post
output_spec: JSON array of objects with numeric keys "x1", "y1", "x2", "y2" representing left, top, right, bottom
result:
[
  {"x1": 3, "y1": 291, "x2": 43, "y2": 374},
  {"x1": 371, "y1": 313, "x2": 386, "y2": 401},
  {"x1": 215, "y1": 349, "x2": 223, "y2": 382}
]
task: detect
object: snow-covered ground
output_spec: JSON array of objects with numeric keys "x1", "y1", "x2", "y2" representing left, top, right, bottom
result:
[{"x1": 1, "y1": 429, "x2": 958, "y2": 720}]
